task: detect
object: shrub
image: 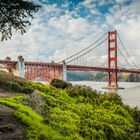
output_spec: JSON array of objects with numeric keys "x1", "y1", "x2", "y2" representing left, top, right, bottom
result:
[
  {"x1": 8, "y1": 82, "x2": 23, "y2": 92},
  {"x1": 50, "y1": 78, "x2": 72, "y2": 89},
  {"x1": 22, "y1": 87, "x2": 34, "y2": 94},
  {"x1": 0, "y1": 71, "x2": 34, "y2": 94},
  {"x1": 0, "y1": 81, "x2": 22, "y2": 92},
  {"x1": 0, "y1": 81, "x2": 34, "y2": 94},
  {"x1": 124, "y1": 106, "x2": 140, "y2": 138},
  {"x1": 66, "y1": 85, "x2": 98, "y2": 99},
  {"x1": 30, "y1": 82, "x2": 56, "y2": 93},
  {"x1": 98, "y1": 93, "x2": 123, "y2": 105}
]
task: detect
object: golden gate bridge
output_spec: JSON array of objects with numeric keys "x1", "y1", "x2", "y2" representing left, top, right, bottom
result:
[{"x1": 0, "y1": 30, "x2": 139, "y2": 89}]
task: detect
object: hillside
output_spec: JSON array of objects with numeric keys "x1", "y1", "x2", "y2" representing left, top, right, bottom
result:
[{"x1": 0, "y1": 71, "x2": 140, "y2": 140}]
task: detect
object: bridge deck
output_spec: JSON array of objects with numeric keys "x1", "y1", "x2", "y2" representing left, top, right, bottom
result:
[
  {"x1": 0, "y1": 60, "x2": 139, "y2": 74},
  {"x1": 66, "y1": 65, "x2": 140, "y2": 74}
]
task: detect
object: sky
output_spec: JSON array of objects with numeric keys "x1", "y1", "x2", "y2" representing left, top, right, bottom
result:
[{"x1": 0, "y1": 0, "x2": 140, "y2": 68}]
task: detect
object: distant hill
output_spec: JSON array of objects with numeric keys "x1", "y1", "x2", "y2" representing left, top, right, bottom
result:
[
  {"x1": 67, "y1": 71, "x2": 140, "y2": 82},
  {"x1": 67, "y1": 71, "x2": 95, "y2": 81}
]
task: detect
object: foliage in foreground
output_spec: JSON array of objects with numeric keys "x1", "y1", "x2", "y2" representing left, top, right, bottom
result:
[
  {"x1": 0, "y1": 0, "x2": 40, "y2": 41},
  {"x1": 0, "y1": 96, "x2": 68, "y2": 140},
  {"x1": 50, "y1": 78, "x2": 72, "y2": 89},
  {"x1": 28, "y1": 82, "x2": 140, "y2": 140},
  {"x1": 0, "y1": 71, "x2": 33, "y2": 94},
  {"x1": 0, "y1": 72, "x2": 140, "y2": 139}
]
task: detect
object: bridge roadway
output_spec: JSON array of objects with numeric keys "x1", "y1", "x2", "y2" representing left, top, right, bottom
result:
[
  {"x1": 0, "y1": 60, "x2": 139, "y2": 75},
  {"x1": 66, "y1": 65, "x2": 140, "y2": 74}
]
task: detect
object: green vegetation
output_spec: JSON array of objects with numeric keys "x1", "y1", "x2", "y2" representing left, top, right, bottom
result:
[
  {"x1": 50, "y1": 78, "x2": 72, "y2": 89},
  {"x1": 0, "y1": 0, "x2": 40, "y2": 41},
  {"x1": 0, "y1": 71, "x2": 33, "y2": 94},
  {"x1": 0, "y1": 96, "x2": 67, "y2": 140},
  {"x1": 0, "y1": 71, "x2": 140, "y2": 139}
]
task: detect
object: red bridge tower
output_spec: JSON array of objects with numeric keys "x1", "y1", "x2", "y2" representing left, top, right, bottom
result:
[{"x1": 108, "y1": 30, "x2": 118, "y2": 89}]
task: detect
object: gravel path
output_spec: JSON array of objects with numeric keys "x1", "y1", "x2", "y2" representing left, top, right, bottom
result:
[{"x1": 0, "y1": 88, "x2": 26, "y2": 140}]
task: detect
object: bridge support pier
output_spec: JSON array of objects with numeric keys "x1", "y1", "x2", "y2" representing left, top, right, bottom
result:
[
  {"x1": 16, "y1": 55, "x2": 25, "y2": 78},
  {"x1": 63, "y1": 60, "x2": 67, "y2": 81}
]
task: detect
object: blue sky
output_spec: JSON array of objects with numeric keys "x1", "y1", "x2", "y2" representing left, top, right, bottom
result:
[
  {"x1": 0, "y1": 0, "x2": 140, "y2": 68},
  {"x1": 38, "y1": 0, "x2": 132, "y2": 22}
]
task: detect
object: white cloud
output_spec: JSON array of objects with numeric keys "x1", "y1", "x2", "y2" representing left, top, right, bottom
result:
[
  {"x1": 90, "y1": 8, "x2": 100, "y2": 14},
  {"x1": 115, "y1": 0, "x2": 124, "y2": 3},
  {"x1": 80, "y1": 0, "x2": 101, "y2": 15},
  {"x1": 0, "y1": 12, "x2": 101, "y2": 63},
  {"x1": 82, "y1": 0, "x2": 96, "y2": 5},
  {"x1": 44, "y1": 4, "x2": 61, "y2": 13},
  {"x1": 48, "y1": 14, "x2": 100, "y2": 39},
  {"x1": 98, "y1": 0, "x2": 106, "y2": 6}
]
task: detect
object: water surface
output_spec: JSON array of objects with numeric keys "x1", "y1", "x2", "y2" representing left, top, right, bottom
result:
[{"x1": 71, "y1": 81, "x2": 140, "y2": 108}]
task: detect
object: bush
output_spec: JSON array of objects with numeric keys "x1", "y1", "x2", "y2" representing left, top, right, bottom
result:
[
  {"x1": 0, "y1": 81, "x2": 22, "y2": 92},
  {"x1": 0, "y1": 71, "x2": 34, "y2": 94},
  {"x1": 66, "y1": 85, "x2": 98, "y2": 99},
  {"x1": 124, "y1": 106, "x2": 140, "y2": 138},
  {"x1": 50, "y1": 78, "x2": 72, "y2": 89},
  {"x1": 98, "y1": 93, "x2": 123, "y2": 105},
  {"x1": 8, "y1": 82, "x2": 23, "y2": 92},
  {"x1": 22, "y1": 87, "x2": 34, "y2": 94},
  {"x1": 0, "y1": 81, "x2": 34, "y2": 94}
]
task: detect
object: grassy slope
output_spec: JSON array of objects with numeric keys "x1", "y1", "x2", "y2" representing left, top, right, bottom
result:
[{"x1": 0, "y1": 71, "x2": 140, "y2": 140}]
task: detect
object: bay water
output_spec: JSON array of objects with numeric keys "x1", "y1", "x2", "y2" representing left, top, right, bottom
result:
[{"x1": 71, "y1": 81, "x2": 140, "y2": 108}]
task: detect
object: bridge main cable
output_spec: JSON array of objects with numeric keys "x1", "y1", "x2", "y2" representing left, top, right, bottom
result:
[
  {"x1": 66, "y1": 36, "x2": 108, "y2": 64},
  {"x1": 58, "y1": 32, "x2": 108, "y2": 63}
]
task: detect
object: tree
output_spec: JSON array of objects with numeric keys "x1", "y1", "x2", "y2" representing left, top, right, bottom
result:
[{"x1": 0, "y1": 0, "x2": 41, "y2": 41}]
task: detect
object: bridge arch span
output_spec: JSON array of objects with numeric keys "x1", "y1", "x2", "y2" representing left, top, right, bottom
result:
[{"x1": 24, "y1": 63, "x2": 63, "y2": 83}]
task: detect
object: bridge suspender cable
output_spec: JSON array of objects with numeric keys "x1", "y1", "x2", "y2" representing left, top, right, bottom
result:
[
  {"x1": 109, "y1": 33, "x2": 134, "y2": 69},
  {"x1": 58, "y1": 32, "x2": 108, "y2": 63},
  {"x1": 109, "y1": 32, "x2": 137, "y2": 69},
  {"x1": 66, "y1": 37, "x2": 108, "y2": 64},
  {"x1": 117, "y1": 47, "x2": 134, "y2": 69},
  {"x1": 117, "y1": 33, "x2": 139, "y2": 69}
]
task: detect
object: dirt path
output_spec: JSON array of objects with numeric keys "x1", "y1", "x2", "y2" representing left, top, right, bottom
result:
[
  {"x1": 0, "y1": 88, "x2": 26, "y2": 140},
  {"x1": 0, "y1": 88, "x2": 20, "y2": 98}
]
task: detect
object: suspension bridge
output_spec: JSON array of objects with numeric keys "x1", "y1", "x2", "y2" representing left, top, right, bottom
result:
[{"x1": 0, "y1": 30, "x2": 139, "y2": 89}]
